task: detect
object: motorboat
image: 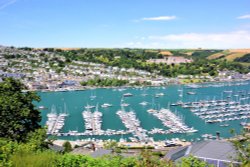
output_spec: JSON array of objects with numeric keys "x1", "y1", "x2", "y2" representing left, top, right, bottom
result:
[
  {"x1": 101, "y1": 103, "x2": 113, "y2": 108},
  {"x1": 139, "y1": 101, "x2": 148, "y2": 106},
  {"x1": 187, "y1": 92, "x2": 196, "y2": 95},
  {"x1": 123, "y1": 93, "x2": 133, "y2": 97}
]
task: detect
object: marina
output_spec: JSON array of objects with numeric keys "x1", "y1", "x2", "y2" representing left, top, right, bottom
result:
[
  {"x1": 178, "y1": 99, "x2": 250, "y2": 124},
  {"x1": 116, "y1": 109, "x2": 151, "y2": 142},
  {"x1": 38, "y1": 81, "x2": 250, "y2": 142},
  {"x1": 150, "y1": 108, "x2": 197, "y2": 134},
  {"x1": 82, "y1": 105, "x2": 103, "y2": 135},
  {"x1": 45, "y1": 105, "x2": 68, "y2": 135}
]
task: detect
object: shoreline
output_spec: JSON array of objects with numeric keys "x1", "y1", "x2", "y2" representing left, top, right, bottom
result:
[{"x1": 26, "y1": 78, "x2": 250, "y2": 93}]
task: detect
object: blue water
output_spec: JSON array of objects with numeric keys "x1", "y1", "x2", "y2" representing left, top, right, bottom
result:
[{"x1": 36, "y1": 81, "x2": 250, "y2": 141}]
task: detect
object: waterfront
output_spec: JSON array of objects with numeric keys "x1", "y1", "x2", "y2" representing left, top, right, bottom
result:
[{"x1": 37, "y1": 81, "x2": 250, "y2": 142}]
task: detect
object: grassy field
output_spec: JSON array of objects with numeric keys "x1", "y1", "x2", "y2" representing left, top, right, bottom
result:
[
  {"x1": 225, "y1": 53, "x2": 246, "y2": 61},
  {"x1": 207, "y1": 53, "x2": 225, "y2": 59},
  {"x1": 207, "y1": 49, "x2": 250, "y2": 62},
  {"x1": 239, "y1": 62, "x2": 250, "y2": 67},
  {"x1": 159, "y1": 51, "x2": 173, "y2": 56}
]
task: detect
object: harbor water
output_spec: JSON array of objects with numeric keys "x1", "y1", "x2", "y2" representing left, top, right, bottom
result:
[{"x1": 36, "y1": 81, "x2": 250, "y2": 142}]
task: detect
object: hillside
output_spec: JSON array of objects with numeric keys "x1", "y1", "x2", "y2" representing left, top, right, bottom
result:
[
  {"x1": 207, "y1": 49, "x2": 250, "y2": 62},
  {"x1": 235, "y1": 54, "x2": 250, "y2": 63}
]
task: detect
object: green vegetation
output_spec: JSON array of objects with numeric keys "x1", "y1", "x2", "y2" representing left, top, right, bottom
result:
[
  {"x1": 235, "y1": 54, "x2": 250, "y2": 63},
  {"x1": 10, "y1": 150, "x2": 59, "y2": 167},
  {"x1": 177, "y1": 156, "x2": 212, "y2": 167},
  {"x1": 63, "y1": 141, "x2": 73, "y2": 153},
  {"x1": 191, "y1": 50, "x2": 223, "y2": 59},
  {"x1": 230, "y1": 129, "x2": 250, "y2": 166},
  {"x1": 169, "y1": 50, "x2": 189, "y2": 57},
  {"x1": 0, "y1": 78, "x2": 41, "y2": 142},
  {"x1": 80, "y1": 77, "x2": 129, "y2": 87},
  {"x1": 57, "y1": 49, "x2": 248, "y2": 77},
  {"x1": 80, "y1": 77, "x2": 151, "y2": 87},
  {"x1": 1, "y1": 136, "x2": 210, "y2": 167},
  {"x1": 6, "y1": 47, "x2": 249, "y2": 77}
]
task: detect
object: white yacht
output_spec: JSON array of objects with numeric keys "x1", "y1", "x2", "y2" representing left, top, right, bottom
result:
[
  {"x1": 139, "y1": 101, "x2": 148, "y2": 106},
  {"x1": 101, "y1": 103, "x2": 113, "y2": 108},
  {"x1": 121, "y1": 103, "x2": 130, "y2": 107},
  {"x1": 85, "y1": 104, "x2": 95, "y2": 109},
  {"x1": 147, "y1": 109, "x2": 157, "y2": 112},
  {"x1": 123, "y1": 93, "x2": 133, "y2": 97}
]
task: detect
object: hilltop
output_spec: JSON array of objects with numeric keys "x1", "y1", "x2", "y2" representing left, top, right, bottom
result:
[{"x1": 207, "y1": 49, "x2": 250, "y2": 65}]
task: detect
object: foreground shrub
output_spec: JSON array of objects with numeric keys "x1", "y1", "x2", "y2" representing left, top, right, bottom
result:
[{"x1": 10, "y1": 150, "x2": 58, "y2": 167}]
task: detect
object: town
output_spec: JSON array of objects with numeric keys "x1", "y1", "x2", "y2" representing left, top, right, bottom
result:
[{"x1": 1, "y1": 45, "x2": 250, "y2": 92}]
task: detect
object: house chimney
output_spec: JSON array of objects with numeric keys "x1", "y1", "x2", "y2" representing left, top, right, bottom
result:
[{"x1": 216, "y1": 131, "x2": 220, "y2": 140}]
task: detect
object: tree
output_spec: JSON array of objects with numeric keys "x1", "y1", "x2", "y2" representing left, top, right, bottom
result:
[
  {"x1": 26, "y1": 128, "x2": 50, "y2": 150},
  {"x1": 230, "y1": 130, "x2": 250, "y2": 166},
  {"x1": 137, "y1": 149, "x2": 172, "y2": 167},
  {"x1": 103, "y1": 140, "x2": 118, "y2": 150},
  {"x1": 0, "y1": 78, "x2": 41, "y2": 141},
  {"x1": 177, "y1": 156, "x2": 211, "y2": 167},
  {"x1": 63, "y1": 141, "x2": 72, "y2": 153}
]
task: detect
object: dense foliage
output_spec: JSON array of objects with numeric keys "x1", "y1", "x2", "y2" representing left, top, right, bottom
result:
[
  {"x1": 191, "y1": 50, "x2": 223, "y2": 59},
  {"x1": 1, "y1": 138, "x2": 209, "y2": 167},
  {"x1": 177, "y1": 156, "x2": 212, "y2": 167},
  {"x1": 80, "y1": 77, "x2": 129, "y2": 87},
  {"x1": 230, "y1": 130, "x2": 250, "y2": 166},
  {"x1": 0, "y1": 78, "x2": 41, "y2": 141},
  {"x1": 63, "y1": 141, "x2": 73, "y2": 153},
  {"x1": 5, "y1": 47, "x2": 249, "y2": 77},
  {"x1": 56, "y1": 49, "x2": 248, "y2": 77},
  {"x1": 235, "y1": 54, "x2": 250, "y2": 63}
]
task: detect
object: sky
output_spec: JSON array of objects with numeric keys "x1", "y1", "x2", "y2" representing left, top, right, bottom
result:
[{"x1": 0, "y1": 0, "x2": 250, "y2": 49}]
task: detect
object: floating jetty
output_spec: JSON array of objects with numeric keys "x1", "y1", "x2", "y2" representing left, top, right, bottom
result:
[
  {"x1": 178, "y1": 96, "x2": 250, "y2": 124},
  {"x1": 82, "y1": 106, "x2": 103, "y2": 135},
  {"x1": 117, "y1": 109, "x2": 151, "y2": 142},
  {"x1": 46, "y1": 106, "x2": 68, "y2": 134},
  {"x1": 150, "y1": 108, "x2": 197, "y2": 133}
]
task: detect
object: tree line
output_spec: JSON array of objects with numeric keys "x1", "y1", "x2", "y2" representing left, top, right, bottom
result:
[{"x1": 58, "y1": 49, "x2": 249, "y2": 77}]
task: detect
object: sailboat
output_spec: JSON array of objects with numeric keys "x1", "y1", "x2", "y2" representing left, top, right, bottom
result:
[
  {"x1": 95, "y1": 103, "x2": 99, "y2": 112},
  {"x1": 119, "y1": 133, "x2": 126, "y2": 142},
  {"x1": 178, "y1": 88, "x2": 183, "y2": 97},
  {"x1": 147, "y1": 98, "x2": 157, "y2": 113},
  {"x1": 120, "y1": 97, "x2": 130, "y2": 107},
  {"x1": 240, "y1": 118, "x2": 248, "y2": 126},
  {"x1": 141, "y1": 89, "x2": 148, "y2": 96},
  {"x1": 90, "y1": 90, "x2": 96, "y2": 100},
  {"x1": 101, "y1": 103, "x2": 113, "y2": 108},
  {"x1": 85, "y1": 103, "x2": 95, "y2": 109},
  {"x1": 47, "y1": 105, "x2": 57, "y2": 117}
]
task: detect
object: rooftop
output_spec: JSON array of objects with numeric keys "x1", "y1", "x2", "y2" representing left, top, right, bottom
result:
[{"x1": 164, "y1": 140, "x2": 239, "y2": 165}]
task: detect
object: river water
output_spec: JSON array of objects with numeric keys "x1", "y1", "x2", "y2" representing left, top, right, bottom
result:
[{"x1": 36, "y1": 81, "x2": 250, "y2": 142}]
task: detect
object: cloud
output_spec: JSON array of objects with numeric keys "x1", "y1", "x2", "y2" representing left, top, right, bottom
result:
[
  {"x1": 141, "y1": 16, "x2": 177, "y2": 21},
  {"x1": 121, "y1": 31, "x2": 250, "y2": 49},
  {"x1": 237, "y1": 14, "x2": 250, "y2": 19},
  {"x1": 0, "y1": 0, "x2": 17, "y2": 10}
]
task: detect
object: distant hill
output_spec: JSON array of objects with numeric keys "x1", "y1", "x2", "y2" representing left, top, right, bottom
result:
[
  {"x1": 235, "y1": 54, "x2": 250, "y2": 63},
  {"x1": 207, "y1": 49, "x2": 250, "y2": 65}
]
